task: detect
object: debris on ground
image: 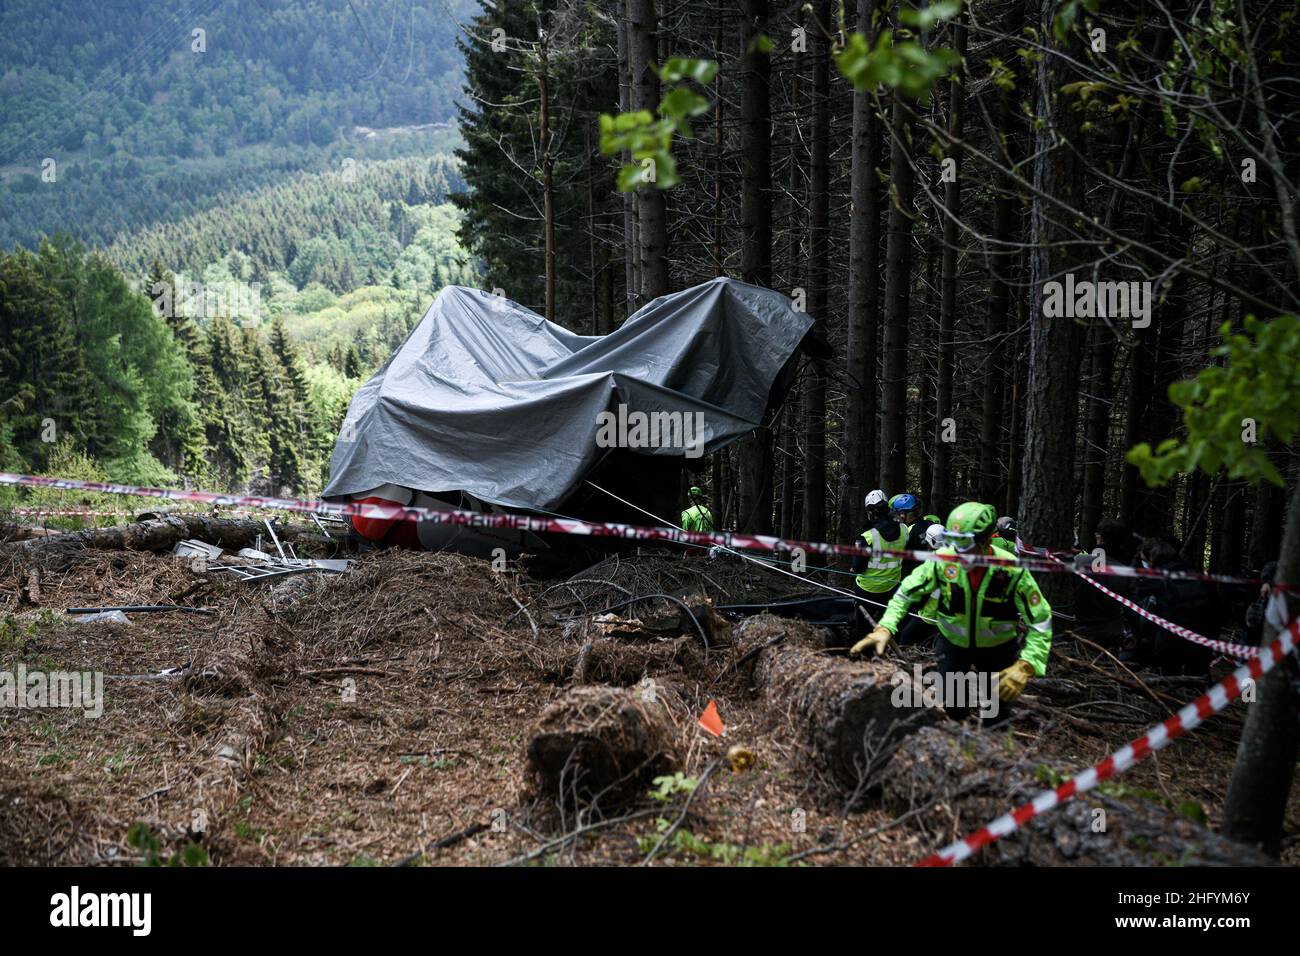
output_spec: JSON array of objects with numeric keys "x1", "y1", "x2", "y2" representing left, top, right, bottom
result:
[{"x1": 0, "y1": 545, "x2": 1293, "y2": 867}]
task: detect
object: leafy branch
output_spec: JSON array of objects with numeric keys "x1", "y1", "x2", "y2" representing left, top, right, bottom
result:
[
  {"x1": 1127, "y1": 314, "x2": 1300, "y2": 487},
  {"x1": 599, "y1": 57, "x2": 718, "y2": 191}
]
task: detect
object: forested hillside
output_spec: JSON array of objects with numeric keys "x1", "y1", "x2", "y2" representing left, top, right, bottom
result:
[
  {"x1": 0, "y1": 0, "x2": 473, "y2": 249},
  {"x1": 0, "y1": 2, "x2": 478, "y2": 497},
  {"x1": 0, "y1": 147, "x2": 474, "y2": 495}
]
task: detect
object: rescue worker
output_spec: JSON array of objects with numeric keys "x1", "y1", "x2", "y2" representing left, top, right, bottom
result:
[
  {"x1": 1244, "y1": 561, "x2": 1279, "y2": 646},
  {"x1": 681, "y1": 486, "x2": 714, "y2": 532},
  {"x1": 1122, "y1": 537, "x2": 1215, "y2": 676},
  {"x1": 894, "y1": 522, "x2": 946, "y2": 647},
  {"x1": 898, "y1": 495, "x2": 933, "y2": 576},
  {"x1": 1095, "y1": 516, "x2": 1142, "y2": 568},
  {"x1": 851, "y1": 501, "x2": 1053, "y2": 720},
  {"x1": 847, "y1": 489, "x2": 909, "y2": 642},
  {"x1": 993, "y1": 515, "x2": 1017, "y2": 555},
  {"x1": 890, "y1": 492, "x2": 920, "y2": 533}
]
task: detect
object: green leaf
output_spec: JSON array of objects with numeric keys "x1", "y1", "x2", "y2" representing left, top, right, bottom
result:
[
  {"x1": 1126, "y1": 313, "x2": 1300, "y2": 488},
  {"x1": 899, "y1": 0, "x2": 961, "y2": 31},
  {"x1": 659, "y1": 87, "x2": 710, "y2": 124},
  {"x1": 658, "y1": 57, "x2": 718, "y2": 85}
]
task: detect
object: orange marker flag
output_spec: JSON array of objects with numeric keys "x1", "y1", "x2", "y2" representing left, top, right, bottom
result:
[{"x1": 698, "y1": 700, "x2": 724, "y2": 737}]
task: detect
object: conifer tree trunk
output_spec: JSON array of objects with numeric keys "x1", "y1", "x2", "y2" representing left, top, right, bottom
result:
[
  {"x1": 737, "y1": 0, "x2": 774, "y2": 535},
  {"x1": 839, "y1": 0, "x2": 881, "y2": 542},
  {"x1": 802, "y1": 0, "x2": 830, "y2": 540},
  {"x1": 1018, "y1": 0, "x2": 1085, "y2": 588},
  {"x1": 629, "y1": 0, "x2": 669, "y2": 302},
  {"x1": 931, "y1": 7, "x2": 965, "y2": 519},
  {"x1": 880, "y1": 80, "x2": 913, "y2": 494}
]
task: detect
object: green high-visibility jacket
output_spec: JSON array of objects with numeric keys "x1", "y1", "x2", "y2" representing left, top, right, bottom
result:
[
  {"x1": 681, "y1": 504, "x2": 714, "y2": 532},
  {"x1": 855, "y1": 525, "x2": 908, "y2": 593},
  {"x1": 879, "y1": 547, "x2": 1053, "y2": 675},
  {"x1": 991, "y1": 535, "x2": 1015, "y2": 556}
]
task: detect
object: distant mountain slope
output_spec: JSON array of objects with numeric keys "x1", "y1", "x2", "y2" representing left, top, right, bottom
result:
[
  {"x1": 107, "y1": 136, "x2": 466, "y2": 280},
  {"x1": 0, "y1": 0, "x2": 474, "y2": 248}
]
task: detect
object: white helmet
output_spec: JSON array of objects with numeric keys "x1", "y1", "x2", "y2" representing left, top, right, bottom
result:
[
  {"x1": 924, "y1": 523, "x2": 946, "y2": 550},
  {"x1": 864, "y1": 489, "x2": 887, "y2": 508}
]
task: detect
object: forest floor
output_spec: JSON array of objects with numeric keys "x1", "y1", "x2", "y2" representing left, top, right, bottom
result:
[{"x1": 0, "y1": 542, "x2": 1295, "y2": 867}]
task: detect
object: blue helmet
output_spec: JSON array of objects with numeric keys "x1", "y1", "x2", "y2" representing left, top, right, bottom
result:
[{"x1": 891, "y1": 493, "x2": 918, "y2": 514}]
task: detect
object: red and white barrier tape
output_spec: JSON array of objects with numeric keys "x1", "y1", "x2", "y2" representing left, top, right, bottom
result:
[
  {"x1": 916, "y1": 592, "x2": 1298, "y2": 866},
  {"x1": 0, "y1": 471, "x2": 1278, "y2": 589},
  {"x1": 1068, "y1": 563, "x2": 1257, "y2": 659},
  {"x1": 1017, "y1": 539, "x2": 1263, "y2": 657}
]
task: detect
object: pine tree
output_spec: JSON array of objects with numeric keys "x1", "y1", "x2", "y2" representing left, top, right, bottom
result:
[
  {"x1": 344, "y1": 342, "x2": 364, "y2": 379},
  {"x1": 0, "y1": 248, "x2": 95, "y2": 469}
]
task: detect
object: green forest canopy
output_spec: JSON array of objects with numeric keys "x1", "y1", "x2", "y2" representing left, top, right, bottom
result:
[
  {"x1": 0, "y1": 0, "x2": 474, "y2": 250},
  {"x1": 0, "y1": 2, "x2": 484, "y2": 505}
]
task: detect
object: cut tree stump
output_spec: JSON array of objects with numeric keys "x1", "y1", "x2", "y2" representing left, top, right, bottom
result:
[
  {"x1": 735, "y1": 616, "x2": 941, "y2": 797},
  {"x1": 525, "y1": 685, "x2": 678, "y2": 810},
  {"x1": 880, "y1": 724, "x2": 1274, "y2": 866}
]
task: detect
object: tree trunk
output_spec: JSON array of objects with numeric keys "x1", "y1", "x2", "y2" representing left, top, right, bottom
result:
[
  {"x1": 1079, "y1": 321, "x2": 1116, "y2": 550},
  {"x1": 802, "y1": 0, "x2": 830, "y2": 540},
  {"x1": 736, "y1": 0, "x2": 774, "y2": 536},
  {"x1": 1018, "y1": 0, "x2": 1085, "y2": 591},
  {"x1": 1250, "y1": 466, "x2": 1286, "y2": 570},
  {"x1": 526, "y1": 685, "x2": 677, "y2": 810},
  {"x1": 629, "y1": 0, "x2": 669, "y2": 302},
  {"x1": 880, "y1": 81, "x2": 914, "y2": 494},
  {"x1": 781, "y1": 404, "x2": 800, "y2": 538},
  {"x1": 918, "y1": 234, "x2": 936, "y2": 505},
  {"x1": 839, "y1": 0, "x2": 882, "y2": 543},
  {"x1": 585, "y1": 123, "x2": 598, "y2": 333},
  {"x1": 930, "y1": 5, "x2": 965, "y2": 520},
  {"x1": 711, "y1": 9, "x2": 724, "y2": 277},
  {"x1": 617, "y1": 1, "x2": 638, "y2": 313},
  {"x1": 15, "y1": 514, "x2": 338, "y2": 565},
  {"x1": 538, "y1": 38, "x2": 556, "y2": 322},
  {"x1": 1222, "y1": 476, "x2": 1300, "y2": 855},
  {"x1": 735, "y1": 617, "x2": 939, "y2": 796},
  {"x1": 977, "y1": 1, "x2": 1025, "y2": 508},
  {"x1": 739, "y1": 0, "x2": 771, "y2": 287}
]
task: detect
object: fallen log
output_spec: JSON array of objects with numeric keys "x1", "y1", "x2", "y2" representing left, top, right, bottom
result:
[
  {"x1": 880, "y1": 723, "x2": 1273, "y2": 866},
  {"x1": 735, "y1": 616, "x2": 941, "y2": 797},
  {"x1": 11, "y1": 514, "x2": 338, "y2": 568},
  {"x1": 525, "y1": 685, "x2": 678, "y2": 812}
]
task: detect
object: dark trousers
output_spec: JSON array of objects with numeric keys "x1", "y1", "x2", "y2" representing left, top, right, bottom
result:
[
  {"x1": 933, "y1": 635, "x2": 1020, "y2": 726},
  {"x1": 895, "y1": 614, "x2": 938, "y2": 647},
  {"x1": 848, "y1": 583, "x2": 898, "y2": 642}
]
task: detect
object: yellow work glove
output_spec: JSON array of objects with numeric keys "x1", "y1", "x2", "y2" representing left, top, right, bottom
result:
[
  {"x1": 850, "y1": 626, "x2": 893, "y2": 659},
  {"x1": 996, "y1": 659, "x2": 1036, "y2": 702}
]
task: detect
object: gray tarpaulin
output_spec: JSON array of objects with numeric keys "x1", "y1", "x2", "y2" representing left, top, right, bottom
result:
[{"x1": 323, "y1": 276, "x2": 812, "y2": 511}]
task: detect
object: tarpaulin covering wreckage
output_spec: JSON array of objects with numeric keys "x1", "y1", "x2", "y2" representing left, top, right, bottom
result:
[{"x1": 323, "y1": 277, "x2": 814, "y2": 557}]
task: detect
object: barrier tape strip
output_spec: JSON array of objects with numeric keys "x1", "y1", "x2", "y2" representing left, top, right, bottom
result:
[
  {"x1": 1067, "y1": 563, "x2": 1258, "y2": 659},
  {"x1": 1014, "y1": 535, "x2": 1272, "y2": 589},
  {"x1": 915, "y1": 593, "x2": 1298, "y2": 866},
  {"x1": 0, "y1": 471, "x2": 1277, "y2": 589},
  {"x1": 1016, "y1": 538, "x2": 1263, "y2": 658}
]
